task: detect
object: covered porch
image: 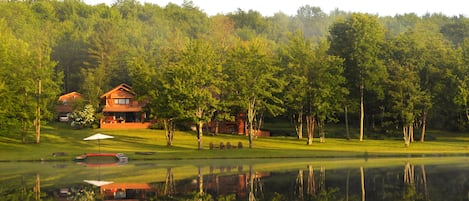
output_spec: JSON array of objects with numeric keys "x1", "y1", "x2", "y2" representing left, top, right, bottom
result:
[{"x1": 100, "y1": 111, "x2": 152, "y2": 129}]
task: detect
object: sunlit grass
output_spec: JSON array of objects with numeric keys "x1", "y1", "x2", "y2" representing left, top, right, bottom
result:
[{"x1": 0, "y1": 122, "x2": 469, "y2": 161}]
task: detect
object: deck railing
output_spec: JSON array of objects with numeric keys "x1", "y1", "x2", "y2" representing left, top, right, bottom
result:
[{"x1": 100, "y1": 120, "x2": 152, "y2": 129}]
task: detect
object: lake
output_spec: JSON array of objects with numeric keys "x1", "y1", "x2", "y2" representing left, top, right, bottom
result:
[{"x1": 1, "y1": 157, "x2": 468, "y2": 200}]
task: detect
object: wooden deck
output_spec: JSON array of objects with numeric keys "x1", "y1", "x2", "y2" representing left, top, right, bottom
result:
[{"x1": 100, "y1": 121, "x2": 152, "y2": 129}]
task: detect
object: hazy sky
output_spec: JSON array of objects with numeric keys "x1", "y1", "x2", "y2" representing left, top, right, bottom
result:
[{"x1": 84, "y1": 0, "x2": 468, "y2": 17}]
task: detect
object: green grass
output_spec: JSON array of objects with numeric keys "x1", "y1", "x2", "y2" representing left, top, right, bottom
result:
[{"x1": 1, "y1": 122, "x2": 469, "y2": 162}]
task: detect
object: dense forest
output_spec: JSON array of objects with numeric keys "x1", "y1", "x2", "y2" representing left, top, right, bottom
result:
[{"x1": 0, "y1": 0, "x2": 467, "y2": 145}]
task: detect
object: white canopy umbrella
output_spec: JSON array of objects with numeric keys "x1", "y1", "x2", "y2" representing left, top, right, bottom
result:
[
  {"x1": 83, "y1": 133, "x2": 114, "y2": 153},
  {"x1": 83, "y1": 180, "x2": 113, "y2": 187}
]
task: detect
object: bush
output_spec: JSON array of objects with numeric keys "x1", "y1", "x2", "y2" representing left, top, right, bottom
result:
[{"x1": 69, "y1": 104, "x2": 96, "y2": 129}]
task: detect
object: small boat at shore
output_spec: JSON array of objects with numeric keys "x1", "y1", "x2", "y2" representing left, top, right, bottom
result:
[{"x1": 74, "y1": 153, "x2": 128, "y2": 166}]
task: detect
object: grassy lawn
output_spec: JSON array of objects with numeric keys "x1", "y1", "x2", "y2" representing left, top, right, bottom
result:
[{"x1": 0, "y1": 122, "x2": 469, "y2": 162}]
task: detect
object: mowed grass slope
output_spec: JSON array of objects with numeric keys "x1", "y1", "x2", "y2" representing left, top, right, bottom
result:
[{"x1": 1, "y1": 122, "x2": 469, "y2": 161}]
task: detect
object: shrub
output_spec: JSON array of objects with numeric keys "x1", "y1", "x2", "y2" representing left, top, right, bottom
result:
[{"x1": 69, "y1": 104, "x2": 96, "y2": 129}]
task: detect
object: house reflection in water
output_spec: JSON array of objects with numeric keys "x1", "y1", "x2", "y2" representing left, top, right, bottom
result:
[
  {"x1": 166, "y1": 165, "x2": 268, "y2": 200},
  {"x1": 100, "y1": 183, "x2": 157, "y2": 200}
]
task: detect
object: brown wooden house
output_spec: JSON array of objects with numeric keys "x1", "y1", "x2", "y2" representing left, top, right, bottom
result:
[
  {"x1": 56, "y1": 92, "x2": 82, "y2": 122},
  {"x1": 207, "y1": 113, "x2": 270, "y2": 137},
  {"x1": 99, "y1": 84, "x2": 151, "y2": 129},
  {"x1": 100, "y1": 183, "x2": 157, "y2": 200}
]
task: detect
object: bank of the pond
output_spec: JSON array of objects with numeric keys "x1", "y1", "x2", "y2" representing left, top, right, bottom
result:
[{"x1": 1, "y1": 124, "x2": 469, "y2": 162}]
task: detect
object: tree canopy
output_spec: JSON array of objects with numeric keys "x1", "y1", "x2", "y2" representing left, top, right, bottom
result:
[{"x1": 0, "y1": 0, "x2": 468, "y2": 146}]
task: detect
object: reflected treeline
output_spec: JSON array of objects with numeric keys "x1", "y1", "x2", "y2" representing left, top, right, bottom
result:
[
  {"x1": 4, "y1": 161, "x2": 469, "y2": 200},
  {"x1": 402, "y1": 161, "x2": 428, "y2": 201},
  {"x1": 0, "y1": 175, "x2": 42, "y2": 201}
]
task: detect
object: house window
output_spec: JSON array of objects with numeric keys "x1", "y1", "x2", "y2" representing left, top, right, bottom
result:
[{"x1": 114, "y1": 98, "x2": 130, "y2": 105}]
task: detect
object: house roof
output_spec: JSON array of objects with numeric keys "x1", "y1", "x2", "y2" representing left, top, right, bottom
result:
[
  {"x1": 58, "y1": 91, "x2": 82, "y2": 102},
  {"x1": 99, "y1": 83, "x2": 136, "y2": 99},
  {"x1": 57, "y1": 92, "x2": 82, "y2": 113}
]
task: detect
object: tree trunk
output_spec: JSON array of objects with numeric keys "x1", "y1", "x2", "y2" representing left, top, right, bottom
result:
[
  {"x1": 403, "y1": 125, "x2": 411, "y2": 147},
  {"x1": 164, "y1": 168, "x2": 174, "y2": 196},
  {"x1": 248, "y1": 165, "x2": 255, "y2": 201},
  {"x1": 307, "y1": 165, "x2": 315, "y2": 195},
  {"x1": 35, "y1": 79, "x2": 41, "y2": 144},
  {"x1": 345, "y1": 105, "x2": 350, "y2": 140},
  {"x1": 21, "y1": 91, "x2": 27, "y2": 143},
  {"x1": 295, "y1": 112, "x2": 303, "y2": 139},
  {"x1": 421, "y1": 165, "x2": 429, "y2": 200},
  {"x1": 255, "y1": 112, "x2": 264, "y2": 136},
  {"x1": 198, "y1": 166, "x2": 204, "y2": 196},
  {"x1": 248, "y1": 118, "x2": 254, "y2": 149},
  {"x1": 164, "y1": 119, "x2": 174, "y2": 146},
  {"x1": 360, "y1": 166, "x2": 365, "y2": 201},
  {"x1": 346, "y1": 170, "x2": 350, "y2": 201},
  {"x1": 197, "y1": 121, "x2": 203, "y2": 150},
  {"x1": 34, "y1": 173, "x2": 40, "y2": 200},
  {"x1": 319, "y1": 166, "x2": 325, "y2": 192},
  {"x1": 247, "y1": 99, "x2": 256, "y2": 148},
  {"x1": 214, "y1": 120, "x2": 219, "y2": 135},
  {"x1": 420, "y1": 111, "x2": 427, "y2": 142},
  {"x1": 296, "y1": 170, "x2": 304, "y2": 200},
  {"x1": 360, "y1": 84, "x2": 365, "y2": 142},
  {"x1": 404, "y1": 161, "x2": 414, "y2": 184},
  {"x1": 21, "y1": 121, "x2": 27, "y2": 144},
  {"x1": 306, "y1": 115, "x2": 315, "y2": 145},
  {"x1": 466, "y1": 107, "x2": 469, "y2": 123},
  {"x1": 410, "y1": 123, "x2": 414, "y2": 142},
  {"x1": 318, "y1": 120, "x2": 325, "y2": 143}
]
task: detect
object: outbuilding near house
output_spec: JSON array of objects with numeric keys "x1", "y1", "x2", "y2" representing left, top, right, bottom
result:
[{"x1": 56, "y1": 92, "x2": 82, "y2": 122}]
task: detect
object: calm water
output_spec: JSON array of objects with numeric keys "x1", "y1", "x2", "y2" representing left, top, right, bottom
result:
[{"x1": 1, "y1": 157, "x2": 469, "y2": 201}]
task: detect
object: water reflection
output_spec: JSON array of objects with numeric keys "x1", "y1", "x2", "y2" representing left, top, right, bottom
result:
[{"x1": 2, "y1": 158, "x2": 469, "y2": 200}]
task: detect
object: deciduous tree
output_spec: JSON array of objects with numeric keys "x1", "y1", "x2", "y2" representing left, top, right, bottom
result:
[
  {"x1": 329, "y1": 13, "x2": 387, "y2": 141},
  {"x1": 166, "y1": 39, "x2": 223, "y2": 149},
  {"x1": 224, "y1": 38, "x2": 284, "y2": 148}
]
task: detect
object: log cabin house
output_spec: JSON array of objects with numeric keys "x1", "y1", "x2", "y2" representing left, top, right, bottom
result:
[
  {"x1": 100, "y1": 183, "x2": 157, "y2": 200},
  {"x1": 99, "y1": 84, "x2": 151, "y2": 129}
]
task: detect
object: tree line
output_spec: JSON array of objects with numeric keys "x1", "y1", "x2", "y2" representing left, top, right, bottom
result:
[{"x1": 0, "y1": 0, "x2": 467, "y2": 147}]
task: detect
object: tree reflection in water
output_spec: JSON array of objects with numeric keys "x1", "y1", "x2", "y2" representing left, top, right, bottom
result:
[
  {"x1": 360, "y1": 166, "x2": 365, "y2": 201},
  {"x1": 402, "y1": 161, "x2": 427, "y2": 201},
  {"x1": 163, "y1": 167, "x2": 175, "y2": 196},
  {"x1": 4, "y1": 160, "x2": 469, "y2": 200}
]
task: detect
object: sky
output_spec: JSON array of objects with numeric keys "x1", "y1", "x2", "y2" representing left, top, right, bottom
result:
[{"x1": 84, "y1": 0, "x2": 468, "y2": 17}]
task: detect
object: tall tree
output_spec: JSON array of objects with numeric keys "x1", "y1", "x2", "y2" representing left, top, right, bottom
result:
[
  {"x1": 329, "y1": 13, "x2": 387, "y2": 141},
  {"x1": 164, "y1": 1, "x2": 210, "y2": 39},
  {"x1": 292, "y1": 5, "x2": 329, "y2": 42},
  {"x1": 385, "y1": 60, "x2": 422, "y2": 147},
  {"x1": 0, "y1": 15, "x2": 61, "y2": 143},
  {"x1": 203, "y1": 15, "x2": 237, "y2": 134},
  {"x1": 224, "y1": 38, "x2": 284, "y2": 148},
  {"x1": 409, "y1": 24, "x2": 458, "y2": 134},
  {"x1": 29, "y1": 26, "x2": 61, "y2": 144},
  {"x1": 167, "y1": 39, "x2": 223, "y2": 150},
  {"x1": 265, "y1": 12, "x2": 291, "y2": 44},
  {"x1": 130, "y1": 46, "x2": 179, "y2": 146},
  {"x1": 279, "y1": 31, "x2": 312, "y2": 140},
  {"x1": 453, "y1": 38, "x2": 469, "y2": 128},
  {"x1": 22, "y1": 1, "x2": 63, "y2": 144},
  {"x1": 82, "y1": 7, "x2": 124, "y2": 106},
  {"x1": 0, "y1": 20, "x2": 34, "y2": 142},
  {"x1": 281, "y1": 32, "x2": 347, "y2": 144}
]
